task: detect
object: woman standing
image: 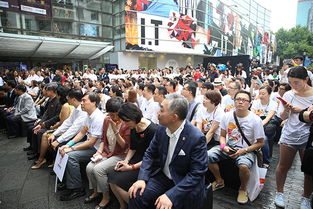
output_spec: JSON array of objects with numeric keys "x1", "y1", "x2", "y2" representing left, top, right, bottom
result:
[
  {"x1": 107, "y1": 103, "x2": 157, "y2": 209},
  {"x1": 275, "y1": 66, "x2": 313, "y2": 209}
]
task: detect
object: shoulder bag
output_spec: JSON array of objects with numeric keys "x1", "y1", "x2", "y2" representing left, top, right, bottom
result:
[{"x1": 233, "y1": 111, "x2": 264, "y2": 168}]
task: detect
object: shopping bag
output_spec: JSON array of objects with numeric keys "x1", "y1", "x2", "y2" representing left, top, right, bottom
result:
[{"x1": 247, "y1": 158, "x2": 267, "y2": 201}]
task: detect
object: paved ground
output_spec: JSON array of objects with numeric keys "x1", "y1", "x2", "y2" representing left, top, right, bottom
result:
[{"x1": 0, "y1": 134, "x2": 309, "y2": 209}]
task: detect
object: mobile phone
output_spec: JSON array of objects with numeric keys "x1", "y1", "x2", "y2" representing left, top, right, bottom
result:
[
  {"x1": 277, "y1": 97, "x2": 287, "y2": 105},
  {"x1": 228, "y1": 148, "x2": 237, "y2": 154}
]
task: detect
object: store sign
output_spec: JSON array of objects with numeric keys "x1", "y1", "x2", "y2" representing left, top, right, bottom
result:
[
  {"x1": 21, "y1": 4, "x2": 46, "y2": 15},
  {"x1": 0, "y1": 0, "x2": 19, "y2": 12},
  {"x1": 19, "y1": 0, "x2": 52, "y2": 16},
  {"x1": 0, "y1": 1, "x2": 9, "y2": 8}
]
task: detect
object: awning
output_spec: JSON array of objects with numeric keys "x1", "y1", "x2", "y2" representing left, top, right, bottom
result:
[{"x1": 0, "y1": 33, "x2": 114, "y2": 60}]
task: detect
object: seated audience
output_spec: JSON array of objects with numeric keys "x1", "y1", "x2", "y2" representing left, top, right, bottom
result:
[
  {"x1": 107, "y1": 102, "x2": 158, "y2": 209},
  {"x1": 31, "y1": 88, "x2": 87, "y2": 169},
  {"x1": 58, "y1": 92, "x2": 105, "y2": 201},
  {"x1": 128, "y1": 93, "x2": 208, "y2": 209},
  {"x1": 85, "y1": 97, "x2": 130, "y2": 208}
]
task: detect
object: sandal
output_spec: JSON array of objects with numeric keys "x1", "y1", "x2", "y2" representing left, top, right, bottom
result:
[
  {"x1": 84, "y1": 194, "x2": 100, "y2": 204},
  {"x1": 212, "y1": 180, "x2": 225, "y2": 191},
  {"x1": 31, "y1": 159, "x2": 47, "y2": 169}
]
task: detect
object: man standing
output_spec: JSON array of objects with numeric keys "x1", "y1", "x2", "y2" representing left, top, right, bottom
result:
[
  {"x1": 128, "y1": 93, "x2": 208, "y2": 209},
  {"x1": 59, "y1": 92, "x2": 104, "y2": 201}
]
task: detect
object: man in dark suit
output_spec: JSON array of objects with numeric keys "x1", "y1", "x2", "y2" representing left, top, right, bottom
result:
[
  {"x1": 128, "y1": 93, "x2": 208, "y2": 209},
  {"x1": 0, "y1": 80, "x2": 17, "y2": 130}
]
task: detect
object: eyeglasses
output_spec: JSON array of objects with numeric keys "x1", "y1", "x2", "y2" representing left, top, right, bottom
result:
[
  {"x1": 279, "y1": 87, "x2": 286, "y2": 91},
  {"x1": 227, "y1": 87, "x2": 238, "y2": 90},
  {"x1": 234, "y1": 98, "x2": 250, "y2": 103}
]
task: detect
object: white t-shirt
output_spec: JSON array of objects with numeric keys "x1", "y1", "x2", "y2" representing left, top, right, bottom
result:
[
  {"x1": 278, "y1": 90, "x2": 313, "y2": 145},
  {"x1": 221, "y1": 94, "x2": 235, "y2": 112},
  {"x1": 270, "y1": 92, "x2": 281, "y2": 116},
  {"x1": 196, "y1": 105, "x2": 225, "y2": 141},
  {"x1": 251, "y1": 99, "x2": 278, "y2": 117},
  {"x1": 83, "y1": 108, "x2": 105, "y2": 149},
  {"x1": 220, "y1": 111, "x2": 265, "y2": 148}
]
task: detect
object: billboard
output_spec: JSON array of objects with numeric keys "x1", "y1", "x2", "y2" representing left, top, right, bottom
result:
[
  {"x1": 125, "y1": 0, "x2": 275, "y2": 61},
  {"x1": 0, "y1": 0, "x2": 52, "y2": 16}
]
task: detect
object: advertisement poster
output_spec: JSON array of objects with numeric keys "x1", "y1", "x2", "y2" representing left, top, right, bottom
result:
[{"x1": 125, "y1": 0, "x2": 276, "y2": 60}]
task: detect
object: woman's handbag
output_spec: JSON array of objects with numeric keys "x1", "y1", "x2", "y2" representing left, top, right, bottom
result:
[{"x1": 233, "y1": 112, "x2": 264, "y2": 168}]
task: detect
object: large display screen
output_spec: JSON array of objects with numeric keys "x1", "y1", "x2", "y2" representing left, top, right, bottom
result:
[{"x1": 125, "y1": 0, "x2": 275, "y2": 61}]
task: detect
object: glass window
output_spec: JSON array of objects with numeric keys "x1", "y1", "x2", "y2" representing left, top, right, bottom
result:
[
  {"x1": 1, "y1": 11, "x2": 21, "y2": 29},
  {"x1": 113, "y1": 0, "x2": 120, "y2": 14},
  {"x1": 52, "y1": 0, "x2": 77, "y2": 8},
  {"x1": 114, "y1": 26, "x2": 123, "y2": 39},
  {"x1": 114, "y1": 39, "x2": 121, "y2": 51},
  {"x1": 102, "y1": 1, "x2": 112, "y2": 13},
  {"x1": 102, "y1": 26, "x2": 112, "y2": 38},
  {"x1": 77, "y1": 8, "x2": 101, "y2": 24},
  {"x1": 53, "y1": 21, "x2": 77, "y2": 34},
  {"x1": 79, "y1": 23, "x2": 100, "y2": 37},
  {"x1": 101, "y1": 14, "x2": 112, "y2": 26},
  {"x1": 53, "y1": 6, "x2": 76, "y2": 20},
  {"x1": 78, "y1": 0, "x2": 101, "y2": 11},
  {"x1": 22, "y1": 14, "x2": 51, "y2": 31}
]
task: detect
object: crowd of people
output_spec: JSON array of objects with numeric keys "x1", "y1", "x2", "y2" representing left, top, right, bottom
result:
[{"x1": 0, "y1": 55, "x2": 312, "y2": 209}]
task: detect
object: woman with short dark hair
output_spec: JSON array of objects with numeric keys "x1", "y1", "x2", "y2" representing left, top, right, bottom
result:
[
  {"x1": 196, "y1": 90, "x2": 224, "y2": 149},
  {"x1": 107, "y1": 102, "x2": 157, "y2": 209}
]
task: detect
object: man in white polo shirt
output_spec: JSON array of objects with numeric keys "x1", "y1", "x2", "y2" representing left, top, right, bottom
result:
[{"x1": 59, "y1": 91, "x2": 105, "y2": 201}]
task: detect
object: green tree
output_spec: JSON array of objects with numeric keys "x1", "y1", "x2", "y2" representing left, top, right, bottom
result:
[{"x1": 275, "y1": 25, "x2": 313, "y2": 60}]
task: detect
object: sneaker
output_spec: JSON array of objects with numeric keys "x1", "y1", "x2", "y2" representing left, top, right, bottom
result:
[
  {"x1": 300, "y1": 197, "x2": 312, "y2": 209},
  {"x1": 274, "y1": 192, "x2": 285, "y2": 208},
  {"x1": 237, "y1": 189, "x2": 248, "y2": 204}
]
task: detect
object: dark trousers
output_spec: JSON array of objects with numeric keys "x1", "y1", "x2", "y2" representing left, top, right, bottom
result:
[
  {"x1": 26, "y1": 123, "x2": 35, "y2": 144},
  {"x1": 0, "y1": 109, "x2": 14, "y2": 130},
  {"x1": 128, "y1": 172, "x2": 176, "y2": 209},
  {"x1": 6, "y1": 115, "x2": 22, "y2": 136}
]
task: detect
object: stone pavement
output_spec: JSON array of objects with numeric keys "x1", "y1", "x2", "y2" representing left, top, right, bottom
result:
[{"x1": 0, "y1": 134, "x2": 308, "y2": 209}]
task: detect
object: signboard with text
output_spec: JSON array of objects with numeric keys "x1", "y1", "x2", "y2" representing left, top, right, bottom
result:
[{"x1": 0, "y1": 0, "x2": 51, "y2": 16}]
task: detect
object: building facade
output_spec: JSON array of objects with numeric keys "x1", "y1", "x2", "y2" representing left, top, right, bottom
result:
[
  {"x1": 112, "y1": 0, "x2": 274, "y2": 70},
  {"x1": 296, "y1": 0, "x2": 313, "y2": 28},
  {"x1": 0, "y1": 0, "x2": 274, "y2": 70}
]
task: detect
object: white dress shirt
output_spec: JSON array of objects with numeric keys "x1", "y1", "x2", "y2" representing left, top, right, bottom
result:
[
  {"x1": 140, "y1": 97, "x2": 160, "y2": 124},
  {"x1": 163, "y1": 120, "x2": 186, "y2": 179},
  {"x1": 54, "y1": 105, "x2": 88, "y2": 143}
]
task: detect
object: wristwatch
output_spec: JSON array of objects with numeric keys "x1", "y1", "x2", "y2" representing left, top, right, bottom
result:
[{"x1": 71, "y1": 146, "x2": 75, "y2": 151}]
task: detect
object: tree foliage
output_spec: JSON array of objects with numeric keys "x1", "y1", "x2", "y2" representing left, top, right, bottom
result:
[{"x1": 275, "y1": 25, "x2": 313, "y2": 60}]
